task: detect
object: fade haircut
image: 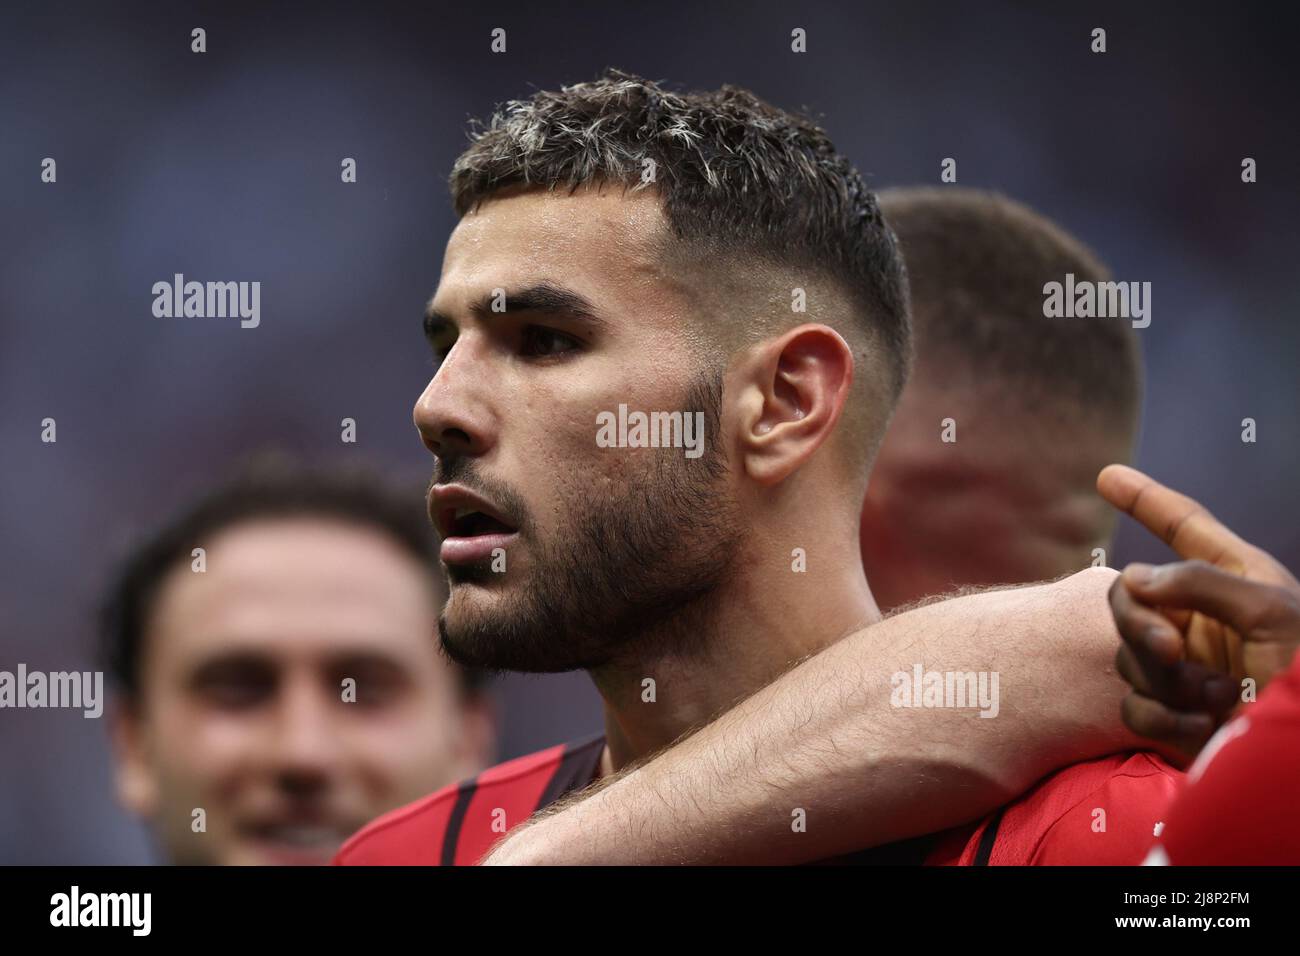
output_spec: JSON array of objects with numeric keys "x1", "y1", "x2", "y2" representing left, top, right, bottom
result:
[
  {"x1": 449, "y1": 69, "x2": 912, "y2": 464},
  {"x1": 879, "y1": 187, "x2": 1142, "y2": 437}
]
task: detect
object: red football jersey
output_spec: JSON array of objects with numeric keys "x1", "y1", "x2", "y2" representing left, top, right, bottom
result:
[
  {"x1": 1143, "y1": 655, "x2": 1300, "y2": 865},
  {"x1": 335, "y1": 734, "x2": 604, "y2": 866}
]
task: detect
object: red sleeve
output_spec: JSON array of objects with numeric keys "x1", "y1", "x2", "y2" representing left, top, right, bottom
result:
[{"x1": 1144, "y1": 658, "x2": 1300, "y2": 865}]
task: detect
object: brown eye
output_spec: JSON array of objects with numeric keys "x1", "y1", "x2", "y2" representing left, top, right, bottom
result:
[
  {"x1": 520, "y1": 325, "x2": 580, "y2": 357},
  {"x1": 192, "y1": 660, "x2": 276, "y2": 710},
  {"x1": 430, "y1": 327, "x2": 458, "y2": 363}
]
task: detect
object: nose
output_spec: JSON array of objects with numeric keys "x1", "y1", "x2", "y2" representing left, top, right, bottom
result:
[
  {"x1": 413, "y1": 338, "x2": 494, "y2": 459},
  {"x1": 264, "y1": 676, "x2": 344, "y2": 795}
]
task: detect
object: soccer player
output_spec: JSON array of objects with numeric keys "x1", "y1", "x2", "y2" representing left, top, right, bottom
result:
[
  {"x1": 862, "y1": 187, "x2": 1141, "y2": 611},
  {"x1": 337, "y1": 72, "x2": 1174, "y2": 866},
  {"x1": 851, "y1": 189, "x2": 1168, "y2": 864},
  {"x1": 475, "y1": 189, "x2": 1169, "y2": 866},
  {"x1": 103, "y1": 462, "x2": 494, "y2": 865}
]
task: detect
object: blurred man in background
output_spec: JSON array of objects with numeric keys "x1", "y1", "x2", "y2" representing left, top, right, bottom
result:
[
  {"x1": 102, "y1": 460, "x2": 494, "y2": 865},
  {"x1": 859, "y1": 189, "x2": 1162, "y2": 863},
  {"x1": 862, "y1": 187, "x2": 1142, "y2": 611}
]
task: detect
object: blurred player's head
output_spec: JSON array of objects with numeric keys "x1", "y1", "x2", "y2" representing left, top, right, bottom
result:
[
  {"x1": 861, "y1": 188, "x2": 1143, "y2": 610},
  {"x1": 102, "y1": 461, "x2": 493, "y2": 865},
  {"x1": 416, "y1": 70, "x2": 909, "y2": 673}
]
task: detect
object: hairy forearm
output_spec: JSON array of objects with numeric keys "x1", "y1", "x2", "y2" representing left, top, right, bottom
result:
[{"x1": 485, "y1": 567, "x2": 1141, "y2": 865}]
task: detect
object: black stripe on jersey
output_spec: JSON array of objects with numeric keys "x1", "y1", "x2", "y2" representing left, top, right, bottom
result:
[
  {"x1": 973, "y1": 807, "x2": 1005, "y2": 866},
  {"x1": 533, "y1": 733, "x2": 607, "y2": 813},
  {"x1": 440, "y1": 776, "x2": 480, "y2": 866}
]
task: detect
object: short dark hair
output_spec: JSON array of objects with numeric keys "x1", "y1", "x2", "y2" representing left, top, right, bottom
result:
[
  {"x1": 879, "y1": 187, "x2": 1141, "y2": 431},
  {"x1": 100, "y1": 457, "x2": 485, "y2": 699},
  {"x1": 450, "y1": 68, "x2": 911, "y2": 408}
]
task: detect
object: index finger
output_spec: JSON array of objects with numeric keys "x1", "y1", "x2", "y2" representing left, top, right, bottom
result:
[{"x1": 1096, "y1": 464, "x2": 1250, "y2": 570}]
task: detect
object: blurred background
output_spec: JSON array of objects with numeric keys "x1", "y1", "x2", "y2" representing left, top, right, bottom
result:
[{"x1": 1, "y1": 0, "x2": 1297, "y2": 863}]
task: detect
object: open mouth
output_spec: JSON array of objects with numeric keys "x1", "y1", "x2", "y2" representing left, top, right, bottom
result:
[
  {"x1": 442, "y1": 507, "x2": 517, "y2": 539},
  {"x1": 430, "y1": 485, "x2": 521, "y2": 566},
  {"x1": 437, "y1": 503, "x2": 519, "y2": 565}
]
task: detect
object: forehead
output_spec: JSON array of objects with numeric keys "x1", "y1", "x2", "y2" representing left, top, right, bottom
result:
[
  {"x1": 436, "y1": 186, "x2": 687, "y2": 319},
  {"x1": 147, "y1": 518, "x2": 440, "y2": 662}
]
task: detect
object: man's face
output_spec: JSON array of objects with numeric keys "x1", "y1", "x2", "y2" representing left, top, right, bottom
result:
[
  {"x1": 415, "y1": 186, "x2": 738, "y2": 673},
  {"x1": 112, "y1": 519, "x2": 487, "y2": 865},
  {"x1": 861, "y1": 382, "x2": 1120, "y2": 610}
]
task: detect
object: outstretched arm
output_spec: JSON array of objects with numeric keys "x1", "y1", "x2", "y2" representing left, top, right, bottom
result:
[{"x1": 483, "y1": 566, "x2": 1142, "y2": 865}]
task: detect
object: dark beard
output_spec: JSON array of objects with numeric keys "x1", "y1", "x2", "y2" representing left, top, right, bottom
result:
[{"x1": 438, "y1": 374, "x2": 740, "y2": 673}]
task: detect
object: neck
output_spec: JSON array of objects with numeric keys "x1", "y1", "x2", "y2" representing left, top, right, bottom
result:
[{"x1": 588, "y1": 524, "x2": 880, "y2": 772}]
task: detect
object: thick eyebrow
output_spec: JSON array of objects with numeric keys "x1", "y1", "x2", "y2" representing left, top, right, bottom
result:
[{"x1": 423, "y1": 282, "x2": 609, "y2": 340}]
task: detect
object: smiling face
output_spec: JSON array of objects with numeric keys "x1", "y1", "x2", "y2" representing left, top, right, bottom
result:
[
  {"x1": 111, "y1": 518, "x2": 488, "y2": 865},
  {"x1": 415, "y1": 185, "x2": 740, "y2": 673}
]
